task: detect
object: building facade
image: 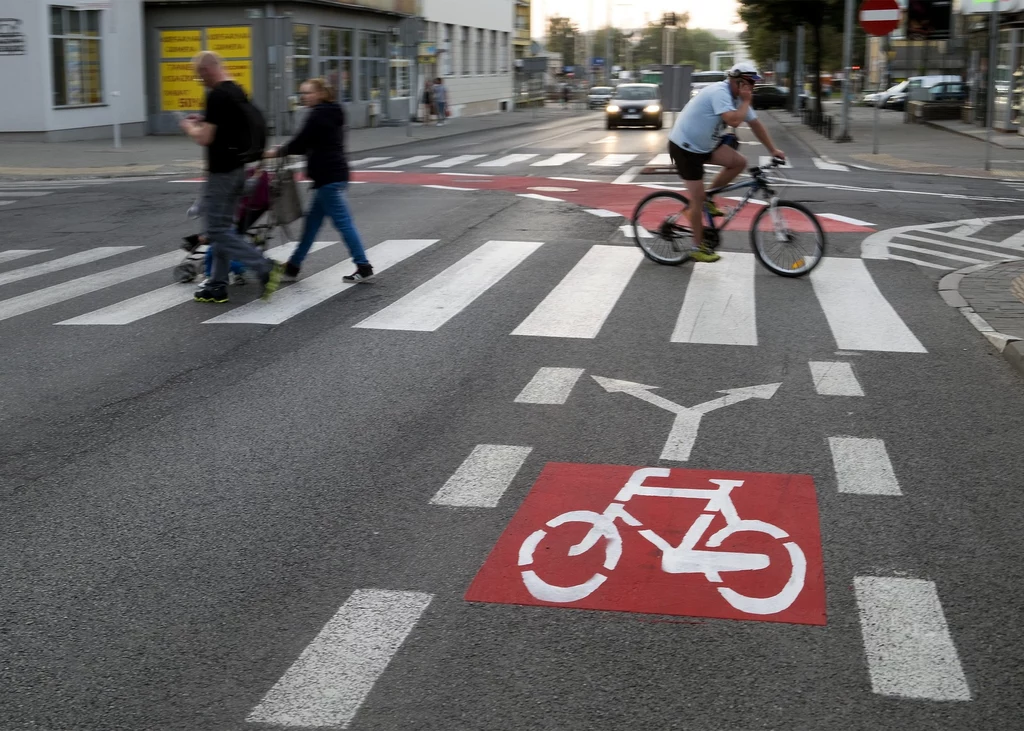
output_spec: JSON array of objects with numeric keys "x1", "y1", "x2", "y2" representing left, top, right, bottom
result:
[
  {"x1": 415, "y1": 0, "x2": 514, "y2": 116},
  {"x1": 513, "y1": 0, "x2": 529, "y2": 61}
]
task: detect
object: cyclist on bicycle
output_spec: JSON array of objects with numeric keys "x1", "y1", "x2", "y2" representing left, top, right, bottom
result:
[{"x1": 667, "y1": 62, "x2": 786, "y2": 263}]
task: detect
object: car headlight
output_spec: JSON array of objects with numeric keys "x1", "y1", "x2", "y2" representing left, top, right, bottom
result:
[
  {"x1": 644, "y1": 104, "x2": 660, "y2": 113},
  {"x1": 606, "y1": 105, "x2": 620, "y2": 113}
]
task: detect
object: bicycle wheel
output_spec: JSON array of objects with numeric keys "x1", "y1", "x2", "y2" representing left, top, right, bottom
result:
[
  {"x1": 749, "y1": 200, "x2": 825, "y2": 277},
  {"x1": 630, "y1": 191, "x2": 693, "y2": 265}
]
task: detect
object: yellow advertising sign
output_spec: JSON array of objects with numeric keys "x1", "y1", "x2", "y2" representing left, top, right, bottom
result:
[
  {"x1": 207, "y1": 26, "x2": 251, "y2": 58},
  {"x1": 160, "y1": 61, "x2": 204, "y2": 111},
  {"x1": 160, "y1": 29, "x2": 201, "y2": 59},
  {"x1": 223, "y1": 60, "x2": 252, "y2": 95}
]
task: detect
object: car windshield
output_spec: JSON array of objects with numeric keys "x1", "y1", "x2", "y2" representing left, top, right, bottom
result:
[
  {"x1": 615, "y1": 86, "x2": 658, "y2": 100},
  {"x1": 590, "y1": 87, "x2": 612, "y2": 95}
]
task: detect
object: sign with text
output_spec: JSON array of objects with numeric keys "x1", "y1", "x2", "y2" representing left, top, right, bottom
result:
[
  {"x1": 160, "y1": 29, "x2": 201, "y2": 59},
  {"x1": 207, "y1": 26, "x2": 251, "y2": 58},
  {"x1": 160, "y1": 61, "x2": 204, "y2": 111},
  {"x1": 466, "y1": 463, "x2": 826, "y2": 625}
]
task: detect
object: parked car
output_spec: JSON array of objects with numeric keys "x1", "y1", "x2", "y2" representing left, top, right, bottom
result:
[
  {"x1": 927, "y1": 82, "x2": 967, "y2": 103},
  {"x1": 606, "y1": 84, "x2": 663, "y2": 130},
  {"x1": 587, "y1": 86, "x2": 614, "y2": 109},
  {"x1": 862, "y1": 81, "x2": 907, "y2": 107},
  {"x1": 752, "y1": 84, "x2": 788, "y2": 109},
  {"x1": 889, "y1": 75, "x2": 963, "y2": 110}
]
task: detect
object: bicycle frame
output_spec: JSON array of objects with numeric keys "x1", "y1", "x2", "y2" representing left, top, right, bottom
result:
[{"x1": 702, "y1": 168, "x2": 779, "y2": 233}]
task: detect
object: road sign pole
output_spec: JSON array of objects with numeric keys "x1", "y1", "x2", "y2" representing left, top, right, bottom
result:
[
  {"x1": 873, "y1": 80, "x2": 880, "y2": 153},
  {"x1": 985, "y1": 1, "x2": 1000, "y2": 171},
  {"x1": 859, "y1": 0, "x2": 902, "y2": 152},
  {"x1": 839, "y1": 0, "x2": 855, "y2": 141}
]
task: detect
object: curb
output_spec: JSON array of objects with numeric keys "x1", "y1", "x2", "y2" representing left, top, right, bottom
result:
[{"x1": 938, "y1": 260, "x2": 1024, "y2": 378}]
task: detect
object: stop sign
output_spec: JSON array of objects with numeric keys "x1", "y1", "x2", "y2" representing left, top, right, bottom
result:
[{"x1": 859, "y1": 0, "x2": 901, "y2": 36}]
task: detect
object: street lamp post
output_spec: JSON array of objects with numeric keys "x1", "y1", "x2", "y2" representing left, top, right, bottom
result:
[{"x1": 838, "y1": 0, "x2": 855, "y2": 141}]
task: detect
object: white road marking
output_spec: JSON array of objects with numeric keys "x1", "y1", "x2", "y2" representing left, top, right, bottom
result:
[
  {"x1": 437, "y1": 172, "x2": 492, "y2": 177},
  {"x1": 58, "y1": 242, "x2": 337, "y2": 325},
  {"x1": 589, "y1": 135, "x2": 616, "y2": 144},
  {"x1": 759, "y1": 155, "x2": 792, "y2": 168},
  {"x1": 205, "y1": 240, "x2": 438, "y2": 325},
  {"x1": 0, "y1": 191, "x2": 51, "y2": 197},
  {"x1": 948, "y1": 219, "x2": 987, "y2": 237},
  {"x1": 517, "y1": 193, "x2": 563, "y2": 202},
  {"x1": 372, "y1": 156, "x2": 438, "y2": 168},
  {"x1": 810, "y1": 258, "x2": 927, "y2": 353},
  {"x1": 246, "y1": 589, "x2": 433, "y2": 728},
  {"x1": 812, "y1": 157, "x2": 849, "y2": 172},
  {"x1": 819, "y1": 213, "x2": 874, "y2": 227},
  {"x1": 590, "y1": 154, "x2": 638, "y2": 167},
  {"x1": 620, "y1": 224, "x2": 652, "y2": 239},
  {"x1": 1001, "y1": 229, "x2": 1024, "y2": 248},
  {"x1": 0, "y1": 201, "x2": 14, "y2": 206},
  {"x1": 0, "y1": 246, "x2": 140, "y2": 288},
  {"x1": 424, "y1": 154, "x2": 486, "y2": 168},
  {"x1": 613, "y1": 166, "x2": 642, "y2": 185},
  {"x1": 829, "y1": 437, "x2": 901, "y2": 495},
  {"x1": 808, "y1": 361, "x2": 864, "y2": 396},
  {"x1": 512, "y1": 245, "x2": 643, "y2": 339},
  {"x1": 532, "y1": 153, "x2": 585, "y2": 167},
  {"x1": 354, "y1": 240, "x2": 542, "y2": 332},
  {"x1": 584, "y1": 209, "x2": 622, "y2": 218},
  {"x1": 672, "y1": 252, "x2": 758, "y2": 346},
  {"x1": 422, "y1": 184, "x2": 477, "y2": 191},
  {"x1": 885, "y1": 243, "x2": 986, "y2": 264},
  {"x1": 515, "y1": 367, "x2": 586, "y2": 404},
  {"x1": 348, "y1": 156, "x2": 391, "y2": 166},
  {"x1": 854, "y1": 577, "x2": 971, "y2": 701},
  {"x1": 548, "y1": 176, "x2": 599, "y2": 183},
  {"x1": 0, "y1": 251, "x2": 182, "y2": 323},
  {"x1": 896, "y1": 232, "x2": 1022, "y2": 256},
  {"x1": 0, "y1": 249, "x2": 49, "y2": 265},
  {"x1": 784, "y1": 177, "x2": 1024, "y2": 204},
  {"x1": 725, "y1": 195, "x2": 767, "y2": 206},
  {"x1": 477, "y1": 154, "x2": 538, "y2": 167},
  {"x1": 430, "y1": 444, "x2": 533, "y2": 507},
  {"x1": 886, "y1": 255, "x2": 955, "y2": 270},
  {"x1": 647, "y1": 153, "x2": 672, "y2": 167}
]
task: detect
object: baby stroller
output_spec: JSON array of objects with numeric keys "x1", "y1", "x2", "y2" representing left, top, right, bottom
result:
[{"x1": 174, "y1": 164, "x2": 298, "y2": 284}]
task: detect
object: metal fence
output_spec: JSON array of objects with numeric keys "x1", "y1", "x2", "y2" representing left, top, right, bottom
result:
[{"x1": 801, "y1": 108, "x2": 835, "y2": 140}]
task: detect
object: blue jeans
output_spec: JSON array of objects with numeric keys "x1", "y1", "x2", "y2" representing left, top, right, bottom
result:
[
  {"x1": 204, "y1": 169, "x2": 273, "y2": 288},
  {"x1": 291, "y1": 181, "x2": 368, "y2": 268}
]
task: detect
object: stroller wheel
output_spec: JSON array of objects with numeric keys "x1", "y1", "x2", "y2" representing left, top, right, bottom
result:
[{"x1": 174, "y1": 262, "x2": 198, "y2": 283}]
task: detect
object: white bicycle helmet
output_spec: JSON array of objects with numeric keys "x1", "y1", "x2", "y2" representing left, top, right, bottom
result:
[{"x1": 727, "y1": 62, "x2": 762, "y2": 83}]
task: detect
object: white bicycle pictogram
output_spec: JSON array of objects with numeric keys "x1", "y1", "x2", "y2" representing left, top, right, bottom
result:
[{"x1": 518, "y1": 467, "x2": 807, "y2": 615}]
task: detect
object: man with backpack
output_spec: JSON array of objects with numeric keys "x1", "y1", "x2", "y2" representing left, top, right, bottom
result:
[{"x1": 180, "y1": 51, "x2": 282, "y2": 303}]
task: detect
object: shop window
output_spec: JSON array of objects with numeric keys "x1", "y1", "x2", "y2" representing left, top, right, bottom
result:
[
  {"x1": 443, "y1": 24, "x2": 454, "y2": 77},
  {"x1": 320, "y1": 27, "x2": 353, "y2": 102},
  {"x1": 360, "y1": 31, "x2": 387, "y2": 102},
  {"x1": 462, "y1": 26, "x2": 470, "y2": 75},
  {"x1": 491, "y1": 30, "x2": 497, "y2": 74},
  {"x1": 50, "y1": 5, "x2": 102, "y2": 107},
  {"x1": 293, "y1": 23, "x2": 311, "y2": 93}
]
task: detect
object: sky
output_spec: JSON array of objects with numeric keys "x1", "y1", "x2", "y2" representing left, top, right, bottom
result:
[{"x1": 531, "y1": 0, "x2": 744, "y2": 34}]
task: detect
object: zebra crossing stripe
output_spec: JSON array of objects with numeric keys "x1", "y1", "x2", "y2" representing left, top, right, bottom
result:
[
  {"x1": 354, "y1": 240, "x2": 543, "y2": 332},
  {"x1": 672, "y1": 252, "x2": 758, "y2": 346},
  {"x1": 0, "y1": 201, "x2": 13, "y2": 207},
  {"x1": 647, "y1": 153, "x2": 672, "y2": 167},
  {"x1": 0, "y1": 251, "x2": 182, "y2": 323},
  {"x1": 478, "y1": 154, "x2": 539, "y2": 167},
  {"x1": 348, "y1": 156, "x2": 391, "y2": 166},
  {"x1": 57, "y1": 242, "x2": 338, "y2": 325},
  {"x1": 0, "y1": 247, "x2": 140, "y2": 288},
  {"x1": 430, "y1": 444, "x2": 533, "y2": 507},
  {"x1": 532, "y1": 153, "x2": 585, "y2": 167},
  {"x1": 589, "y1": 154, "x2": 638, "y2": 167},
  {"x1": 0, "y1": 249, "x2": 49, "y2": 265},
  {"x1": 424, "y1": 155, "x2": 486, "y2": 168},
  {"x1": 205, "y1": 240, "x2": 438, "y2": 325},
  {"x1": 810, "y1": 258, "x2": 927, "y2": 353},
  {"x1": 512, "y1": 245, "x2": 643, "y2": 339},
  {"x1": 812, "y1": 158, "x2": 849, "y2": 172},
  {"x1": 246, "y1": 589, "x2": 433, "y2": 728},
  {"x1": 372, "y1": 156, "x2": 438, "y2": 168}
]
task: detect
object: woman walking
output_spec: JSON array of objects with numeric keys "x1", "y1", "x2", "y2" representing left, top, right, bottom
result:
[{"x1": 265, "y1": 77, "x2": 372, "y2": 281}]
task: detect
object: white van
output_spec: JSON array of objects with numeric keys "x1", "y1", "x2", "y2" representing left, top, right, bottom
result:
[{"x1": 896, "y1": 75, "x2": 963, "y2": 107}]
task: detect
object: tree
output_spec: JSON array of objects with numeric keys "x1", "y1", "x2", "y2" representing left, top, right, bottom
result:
[
  {"x1": 738, "y1": 0, "x2": 844, "y2": 116},
  {"x1": 632, "y1": 12, "x2": 691, "y2": 67},
  {"x1": 546, "y1": 16, "x2": 579, "y2": 68}
]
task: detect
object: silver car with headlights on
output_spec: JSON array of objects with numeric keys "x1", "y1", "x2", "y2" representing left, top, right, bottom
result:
[{"x1": 605, "y1": 84, "x2": 663, "y2": 130}]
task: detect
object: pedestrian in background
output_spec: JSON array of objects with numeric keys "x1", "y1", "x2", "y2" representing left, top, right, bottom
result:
[
  {"x1": 421, "y1": 79, "x2": 434, "y2": 124},
  {"x1": 265, "y1": 78, "x2": 373, "y2": 282},
  {"x1": 432, "y1": 77, "x2": 448, "y2": 126},
  {"x1": 180, "y1": 51, "x2": 281, "y2": 303}
]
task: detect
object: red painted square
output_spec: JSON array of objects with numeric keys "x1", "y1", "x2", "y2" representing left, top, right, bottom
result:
[{"x1": 466, "y1": 463, "x2": 826, "y2": 625}]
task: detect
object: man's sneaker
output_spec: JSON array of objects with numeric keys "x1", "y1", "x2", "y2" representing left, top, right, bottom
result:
[
  {"x1": 705, "y1": 200, "x2": 726, "y2": 218},
  {"x1": 261, "y1": 261, "x2": 284, "y2": 301},
  {"x1": 229, "y1": 272, "x2": 247, "y2": 286},
  {"x1": 283, "y1": 262, "x2": 301, "y2": 281},
  {"x1": 342, "y1": 264, "x2": 374, "y2": 282},
  {"x1": 689, "y1": 245, "x2": 721, "y2": 263},
  {"x1": 194, "y1": 284, "x2": 229, "y2": 303}
]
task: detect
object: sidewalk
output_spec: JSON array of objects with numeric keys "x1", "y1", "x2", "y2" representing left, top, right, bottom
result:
[
  {"x1": 940, "y1": 260, "x2": 1024, "y2": 378},
  {"x1": 0, "y1": 106, "x2": 587, "y2": 181},
  {"x1": 769, "y1": 102, "x2": 1024, "y2": 179}
]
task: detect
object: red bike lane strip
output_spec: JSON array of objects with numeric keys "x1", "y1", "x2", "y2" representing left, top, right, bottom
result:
[
  {"x1": 350, "y1": 171, "x2": 874, "y2": 234},
  {"x1": 465, "y1": 463, "x2": 826, "y2": 626}
]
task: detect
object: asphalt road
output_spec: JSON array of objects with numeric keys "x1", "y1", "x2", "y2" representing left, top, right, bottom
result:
[{"x1": 1, "y1": 111, "x2": 1023, "y2": 731}]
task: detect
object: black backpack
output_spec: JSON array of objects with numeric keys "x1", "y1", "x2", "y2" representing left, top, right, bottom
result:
[{"x1": 238, "y1": 95, "x2": 268, "y2": 164}]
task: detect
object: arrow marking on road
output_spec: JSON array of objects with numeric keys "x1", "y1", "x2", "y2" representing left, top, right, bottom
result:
[{"x1": 592, "y1": 376, "x2": 782, "y2": 461}]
